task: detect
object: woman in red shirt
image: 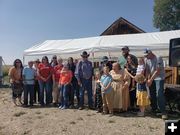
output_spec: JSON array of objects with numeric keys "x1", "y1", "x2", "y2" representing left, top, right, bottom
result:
[
  {"x1": 37, "y1": 56, "x2": 53, "y2": 106},
  {"x1": 59, "y1": 63, "x2": 72, "y2": 109},
  {"x1": 52, "y1": 57, "x2": 63, "y2": 106}
]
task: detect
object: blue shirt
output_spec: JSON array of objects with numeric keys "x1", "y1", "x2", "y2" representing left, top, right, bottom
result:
[
  {"x1": 75, "y1": 60, "x2": 93, "y2": 80},
  {"x1": 22, "y1": 66, "x2": 36, "y2": 85},
  {"x1": 137, "y1": 82, "x2": 147, "y2": 92},
  {"x1": 100, "y1": 74, "x2": 112, "y2": 94}
]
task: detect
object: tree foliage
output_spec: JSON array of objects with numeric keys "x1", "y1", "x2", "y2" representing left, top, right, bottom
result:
[{"x1": 153, "y1": 0, "x2": 180, "y2": 31}]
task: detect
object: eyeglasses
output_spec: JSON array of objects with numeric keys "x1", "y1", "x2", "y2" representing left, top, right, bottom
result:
[
  {"x1": 53, "y1": 57, "x2": 57, "y2": 59},
  {"x1": 16, "y1": 61, "x2": 21, "y2": 63}
]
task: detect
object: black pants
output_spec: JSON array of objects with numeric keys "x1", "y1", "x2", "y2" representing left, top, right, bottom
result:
[
  {"x1": 24, "y1": 84, "x2": 34, "y2": 105},
  {"x1": 69, "y1": 80, "x2": 79, "y2": 106},
  {"x1": 129, "y1": 88, "x2": 136, "y2": 107},
  {"x1": 34, "y1": 80, "x2": 40, "y2": 103}
]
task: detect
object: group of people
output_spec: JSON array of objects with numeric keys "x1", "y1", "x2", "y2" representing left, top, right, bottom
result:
[{"x1": 8, "y1": 46, "x2": 168, "y2": 119}]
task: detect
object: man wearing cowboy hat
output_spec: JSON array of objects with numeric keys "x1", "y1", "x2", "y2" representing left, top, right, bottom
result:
[{"x1": 75, "y1": 51, "x2": 93, "y2": 110}]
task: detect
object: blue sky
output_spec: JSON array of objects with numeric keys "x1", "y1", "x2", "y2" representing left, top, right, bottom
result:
[{"x1": 0, "y1": 0, "x2": 157, "y2": 64}]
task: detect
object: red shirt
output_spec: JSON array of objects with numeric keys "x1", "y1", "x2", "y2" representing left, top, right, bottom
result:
[
  {"x1": 38, "y1": 63, "x2": 53, "y2": 81},
  {"x1": 59, "y1": 70, "x2": 72, "y2": 85},
  {"x1": 53, "y1": 65, "x2": 63, "y2": 82}
]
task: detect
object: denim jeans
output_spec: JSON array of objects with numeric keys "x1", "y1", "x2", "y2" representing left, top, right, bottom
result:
[
  {"x1": 149, "y1": 80, "x2": 166, "y2": 114},
  {"x1": 24, "y1": 84, "x2": 34, "y2": 105},
  {"x1": 38, "y1": 80, "x2": 51, "y2": 105},
  {"x1": 60, "y1": 84, "x2": 71, "y2": 108},
  {"x1": 79, "y1": 78, "x2": 93, "y2": 107}
]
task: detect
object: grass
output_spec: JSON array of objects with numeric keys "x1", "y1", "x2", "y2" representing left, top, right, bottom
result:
[
  {"x1": 13, "y1": 111, "x2": 26, "y2": 117},
  {"x1": 2, "y1": 65, "x2": 11, "y2": 77}
]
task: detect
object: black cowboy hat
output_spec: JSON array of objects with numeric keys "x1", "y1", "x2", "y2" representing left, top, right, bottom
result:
[{"x1": 81, "y1": 51, "x2": 90, "y2": 57}]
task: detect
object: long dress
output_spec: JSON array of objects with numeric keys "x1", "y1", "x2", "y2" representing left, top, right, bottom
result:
[{"x1": 110, "y1": 69, "x2": 130, "y2": 111}]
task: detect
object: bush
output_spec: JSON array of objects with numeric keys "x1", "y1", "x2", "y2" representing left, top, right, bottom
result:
[{"x1": 2, "y1": 65, "x2": 11, "y2": 77}]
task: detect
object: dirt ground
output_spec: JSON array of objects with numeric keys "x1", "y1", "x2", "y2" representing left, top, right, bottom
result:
[{"x1": 0, "y1": 87, "x2": 166, "y2": 135}]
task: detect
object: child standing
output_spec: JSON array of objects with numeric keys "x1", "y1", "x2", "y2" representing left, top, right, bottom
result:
[
  {"x1": 125, "y1": 58, "x2": 150, "y2": 116},
  {"x1": 22, "y1": 61, "x2": 36, "y2": 106},
  {"x1": 59, "y1": 63, "x2": 72, "y2": 109},
  {"x1": 94, "y1": 71, "x2": 102, "y2": 112},
  {"x1": 100, "y1": 66, "x2": 113, "y2": 116}
]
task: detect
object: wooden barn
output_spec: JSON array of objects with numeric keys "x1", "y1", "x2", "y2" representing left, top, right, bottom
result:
[{"x1": 100, "y1": 17, "x2": 145, "y2": 35}]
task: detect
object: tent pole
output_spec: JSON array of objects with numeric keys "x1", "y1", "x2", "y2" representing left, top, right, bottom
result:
[
  {"x1": 92, "y1": 52, "x2": 95, "y2": 68},
  {"x1": 23, "y1": 55, "x2": 25, "y2": 65}
]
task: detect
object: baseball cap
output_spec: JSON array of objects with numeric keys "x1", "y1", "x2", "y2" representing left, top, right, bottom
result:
[
  {"x1": 144, "y1": 48, "x2": 152, "y2": 56},
  {"x1": 102, "y1": 56, "x2": 108, "y2": 62},
  {"x1": 121, "y1": 46, "x2": 129, "y2": 51}
]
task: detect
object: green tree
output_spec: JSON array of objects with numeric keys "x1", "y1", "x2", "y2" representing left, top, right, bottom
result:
[{"x1": 153, "y1": 0, "x2": 180, "y2": 31}]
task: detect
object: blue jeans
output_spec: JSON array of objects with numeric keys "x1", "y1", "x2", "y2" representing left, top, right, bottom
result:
[
  {"x1": 38, "y1": 80, "x2": 51, "y2": 105},
  {"x1": 24, "y1": 84, "x2": 34, "y2": 105},
  {"x1": 60, "y1": 84, "x2": 71, "y2": 108},
  {"x1": 79, "y1": 78, "x2": 93, "y2": 107},
  {"x1": 149, "y1": 80, "x2": 166, "y2": 114}
]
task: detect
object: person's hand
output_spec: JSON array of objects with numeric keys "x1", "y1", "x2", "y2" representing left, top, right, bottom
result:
[
  {"x1": 78, "y1": 80, "x2": 82, "y2": 86},
  {"x1": 147, "y1": 79, "x2": 152, "y2": 87},
  {"x1": 123, "y1": 82, "x2": 128, "y2": 89},
  {"x1": 147, "y1": 94, "x2": 151, "y2": 99},
  {"x1": 97, "y1": 80, "x2": 101, "y2": 83},
  {"x1": 15, "y1": 80, "x2": 20, "y2": 83}
]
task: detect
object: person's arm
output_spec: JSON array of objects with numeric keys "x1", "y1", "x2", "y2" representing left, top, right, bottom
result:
[
  {"x1": 124, "y1": 71, "x2": 130, "y2": 87},
  {"x1": 124, "y1": 68, "x2": 135, "y2": 79},
  {"x1": 37, "y1": 68, "x2": 46, "y2": 82},
  {"x1": 148, "y1": 57, "x2": 163, "y2": 86},
  {"x1": 22, "y1": 68, "x2": 26, "y2": 83},
  {"x1": 8, "y1": 67, "x2": 15, "y2": 82},
  {"x1": 104, "y1": 81, "x2": 112, "y2": 91},
  {"x1": 146, "y1": 83, "x2": 150, "y2": 98},
  {"x1": 136, "y1": 83, "x2": 138, "y2": 98},
  {"x1": 93, "y1": 82, "x2": 97, "y2": 96},
  {"x1": 75, "y1": 61, "x2": 81, "y2": 86},
  {"x1": 45, "y1": 67, "x2": 53, "y2": 82},
  {"x1": 52, "y1": 72, "x2": 56, "y2": 85}
]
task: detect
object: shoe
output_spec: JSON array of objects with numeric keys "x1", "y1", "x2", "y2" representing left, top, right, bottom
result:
[
  {"x1": 61, "y1": 106, "x2": 68, "y2": 110},
  {"x1": 59, "y1": 105, "x2": 63, "y2": 109},
  {"x1": 22, "y1": 104, "x2": 28, "y2": 107},
  {"x1": 78, "y1": 107, "x2": 83, "y2": 110},
  {"x1": 137, "y1": 112, "x2": 144, "y2": 117},
  {"x1": 53, "y1": 103, "x2": 57, "y2": 107},
  {"x1": 69, "y1": 105, "x2": 75, "y2": 109},
  {"x1": 88, "y1": 106, "x2": 94, "y2": 110},
  {"x1": 162, "y1": 114, "x2": 168, "y2": 120}
]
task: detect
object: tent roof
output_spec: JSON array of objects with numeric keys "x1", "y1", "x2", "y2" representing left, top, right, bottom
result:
[{"x1": 24, "y1": 30, "x2": 180, "y2": 59}]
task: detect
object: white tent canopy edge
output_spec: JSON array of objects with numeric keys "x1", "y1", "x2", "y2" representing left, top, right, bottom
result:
[{"x1": 23, "y1": 30, "x2": 180, "y2": 61}]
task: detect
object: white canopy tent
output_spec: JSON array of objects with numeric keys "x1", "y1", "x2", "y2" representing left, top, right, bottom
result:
[{"x1": 24, "y1": 30, "x2": 180, "y2": 62}]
